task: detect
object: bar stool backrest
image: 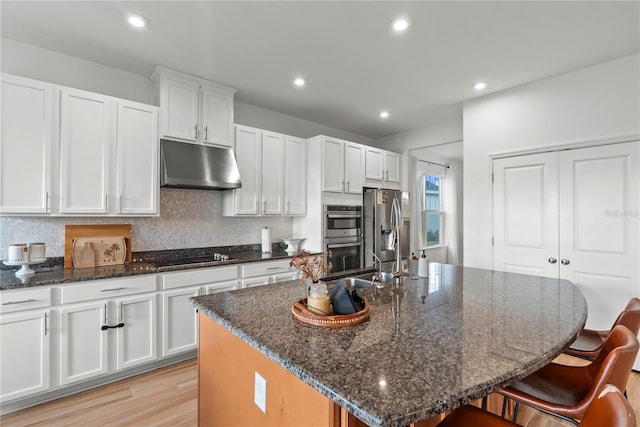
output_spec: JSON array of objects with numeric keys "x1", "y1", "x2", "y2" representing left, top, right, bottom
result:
[
  {"x1": 586, "y1": 325, "x2": 639, "y2": 403},
  {"x1": 615, "y1": 297, "x2": 640, "y2": 336},
  {"x1": 580, "y1": 384, "x2": 636, "y2": 427}
]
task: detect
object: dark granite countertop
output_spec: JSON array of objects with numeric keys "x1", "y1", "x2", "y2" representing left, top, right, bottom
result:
[
  {"x1": 191, "y1": 263, "x2": 587, "y2": 427},
  {"x1": 0, "y1": 246, "x2": 297, "y2": 290}
]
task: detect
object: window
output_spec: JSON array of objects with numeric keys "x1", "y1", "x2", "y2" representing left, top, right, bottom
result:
[{"x1": 421, "y1": 175, "x2": 443, "y2": 247}]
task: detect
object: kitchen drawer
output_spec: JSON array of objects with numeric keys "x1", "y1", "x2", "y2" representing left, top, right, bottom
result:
[
  {"x1": 0, "y1": 287, "x2": 52, "y2": 314},
  {"x1": 240, "y1": 259, "x2": 292, "y2": 278},
  {"x1": 60, "y1": 275, "x2": 158, "y2": 304},
  {"x1": 162, "y1": 266, "x2": 238, "y2": 290}
]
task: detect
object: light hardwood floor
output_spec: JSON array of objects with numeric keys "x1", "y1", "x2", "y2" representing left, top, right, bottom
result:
[{"x1": 1, "y1": 356, "x2": 638, "y2": 427}]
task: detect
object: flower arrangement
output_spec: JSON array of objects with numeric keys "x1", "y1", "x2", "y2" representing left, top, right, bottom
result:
[{"x1": 290, "y1": 251, "x2": 332, "y2": 283}]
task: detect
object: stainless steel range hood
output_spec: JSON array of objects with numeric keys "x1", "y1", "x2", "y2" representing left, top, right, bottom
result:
[{"x1": 160, "y1": 139, "x2": 242, "y2": 190}]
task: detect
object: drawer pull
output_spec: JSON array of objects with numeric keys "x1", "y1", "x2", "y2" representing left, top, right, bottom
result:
[
  {"x1": 2, "y1": 299, "x2": 37, "y2": 305},
  {"x1": 100, "y1": 322, "x2": 125, "y2": 330},
  {"x1": 100, "y1": 287, "x2": 126, "y2": 292},
  {"x1": 266, "y1": 267, "x2": 281, "y2": 270}
]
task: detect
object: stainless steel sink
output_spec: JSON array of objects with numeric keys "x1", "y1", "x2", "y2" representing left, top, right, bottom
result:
[
  {"x1": 340, "y1": 271, "x2": 395, "y2": 289},
  {"x1": 354, "y1": 271, "x2": 394, "y2": 282},
  {"x1": 341, "y1": 277, "x2": 375, "y2": 289}
]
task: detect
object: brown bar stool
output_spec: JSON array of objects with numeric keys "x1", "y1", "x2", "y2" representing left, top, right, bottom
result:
[
  {"x1": 566, "y1": 297, "x2": 640, "y2": 360},
  {"x1": 498, "y1": 325, "x2": 639, "y2": 424},
  {"x1": 438, "y1": 384, "x2": 635, "y2": 427}
]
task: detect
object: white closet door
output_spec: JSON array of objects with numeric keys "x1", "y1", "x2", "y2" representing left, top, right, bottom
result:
[
  {"x1": 558, "y1": 142, "x2": 639, "y2": 331},
  {"x1": 493, "y1": 152, "x2": 559, "y2": 277}
]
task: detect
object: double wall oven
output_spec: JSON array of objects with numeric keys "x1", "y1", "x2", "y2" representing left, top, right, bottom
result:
[{"x1": 323, "y1": 205, "x2": 363, "y2": 273}]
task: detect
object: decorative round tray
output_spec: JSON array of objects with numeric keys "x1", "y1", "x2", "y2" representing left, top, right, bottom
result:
[{"x1": 291, "y1": 297, "x2": 370, "y2": 328}]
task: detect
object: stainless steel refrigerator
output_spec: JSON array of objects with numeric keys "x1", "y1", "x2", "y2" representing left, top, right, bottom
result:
[{"x1": 363, "y1": 188, "x2": 411, "y2": 266}]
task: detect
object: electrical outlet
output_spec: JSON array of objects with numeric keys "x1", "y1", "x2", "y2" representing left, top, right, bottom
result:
[{"x1": 254, "y1": 371, "x2": 266, "y2": 413}]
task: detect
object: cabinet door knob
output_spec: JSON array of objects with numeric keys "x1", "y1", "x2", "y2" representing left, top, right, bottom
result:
[
  {"x1": 548, "y1": 257, "x2": 557, "y2": 264},
  {"x1": 194, "y1": 124, "x2": 198, "y2": 139},
  {"x1": 204, "y1": 126, "x2": 209, "y2": 142},
  {"x1": 561, "y1": 259, "x2": 570, "y2": 265}
]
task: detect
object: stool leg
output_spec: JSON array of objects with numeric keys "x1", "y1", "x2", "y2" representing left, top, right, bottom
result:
[
  {"x1": 501, "y1": 396, "x2": 508, "y2": 418},
  {"x1": 482, "y1": 396, "x2": 488, "y2": 410},
  {"x1": 512, "y1": 401, "x2": 519, "y2": 422}
]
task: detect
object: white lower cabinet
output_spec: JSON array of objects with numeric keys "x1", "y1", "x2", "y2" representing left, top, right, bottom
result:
[
  {"x1": 58, "y1": 276, "x2": 157, "y2": 386},
  {"x1": 59, "y1": 301, "x2": 109, "y2": 385},
  {"x1": 0, "y1": 310, "x2": 50, "y2": 401},
  {"x1": 161, "y1": 266, "x2": 238, "y2": 357},
  {"x1": 240, "y1": 259, "x2": 299, "y2": 288},
  {"x1": 0, "y1": 287, "x2": 52, "y2": 402},
  {"x1": 162, "y1": 286, "x2": 201, "y2": 357},
  {"x1": 115, "y1": 294, "x2": 157, "y2": 370},
  {"x1": 59, "y1": 293, "x2": 156, "y2": 386}
]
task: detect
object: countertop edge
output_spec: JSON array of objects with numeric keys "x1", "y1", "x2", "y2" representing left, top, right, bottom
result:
[{"x1": 0, "y1": 250, "x2": 298, "y2": 290}]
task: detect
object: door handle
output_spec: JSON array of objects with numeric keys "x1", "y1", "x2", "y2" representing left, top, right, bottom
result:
[
  {"x1": 548, "y1": 257, "x2": 557, "y2": 264},
  {"x1": 561, "y1": 259, "x2": 570, "y2": 265}
]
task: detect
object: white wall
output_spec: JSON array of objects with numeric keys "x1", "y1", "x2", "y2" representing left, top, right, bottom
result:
[
  {"x1": 1, "y1": 38, "x2": 153, "y2": 104},
  {"x1": 235, "y1": 102, "x2": 371, "y2": 144},
  {"x1": 375, "y1": 118, "x2": 463, "y2": 191},
  {"x1": 463, "y1": 53, "x2": 640, "y2": 269},
  {"x1": 0, "y1": 38, "x2": 370, "y2": 257}
]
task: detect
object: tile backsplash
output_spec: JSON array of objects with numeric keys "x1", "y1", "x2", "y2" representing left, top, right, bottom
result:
[{"x1": 0, "y1": 189, "x2": 293, "y2": 258}]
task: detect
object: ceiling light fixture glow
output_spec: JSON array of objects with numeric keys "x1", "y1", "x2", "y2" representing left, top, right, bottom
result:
[
  {"x1": 128, "y1": 14, "x2": 147, "y2": 28},
  {"x1": 380, "y1": 111, "x2": 390, "y2": 119},
  {"x1": 392, "y1": 18, "x2": 410, "y2": 32},
  {"x1": 474, "y1": 81, "x2": 487, "y2": 90},
  {"x1": 293, "y1": 77, "x2": 306, "y2": 87}
]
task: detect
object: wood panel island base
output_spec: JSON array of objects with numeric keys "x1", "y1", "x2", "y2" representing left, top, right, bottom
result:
[
  {"x1": 198, "y1": 311, "x2": 333, "y2": 426},
  {"x1": 192, "y1": 264, "x2": 587, "y2": 427},
  {"x1": 198, "y1": 313, "x2": 441, "y2": 426}
]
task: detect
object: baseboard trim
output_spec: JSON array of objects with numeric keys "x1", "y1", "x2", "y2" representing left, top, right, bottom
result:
[{"x1": 0, "y1": 351, "x2": 196, "y2": 415}]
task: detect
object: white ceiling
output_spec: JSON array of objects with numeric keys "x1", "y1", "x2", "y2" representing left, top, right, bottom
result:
[{"x1": 1, "y1": 1, "x2": 638, "y2": 140}]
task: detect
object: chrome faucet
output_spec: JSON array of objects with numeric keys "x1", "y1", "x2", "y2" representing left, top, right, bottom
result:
[
  {"x1": 390, "y1": 196, "x2": 403, "y2": 283},
  {"x1": 365, "y1": 249, "x2": 384, "y2": 287}
]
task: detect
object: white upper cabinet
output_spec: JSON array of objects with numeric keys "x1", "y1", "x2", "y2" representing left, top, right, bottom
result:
[
  {"x1": 317, "y1": 136, "x2": 363, "y2": 194},
  {"x1": 224, "y1": 125, "x2": 305, "y2": 217},
  {"x1": 261, "y1": 131, "x2": 285, "y2": 215},
  {"x1": 384, "y1": 151, "x2": 400, "y2": 183},
  {"x1": 116, "y1": 100, "x2": 159, "y2": 215},
  {"x1": 365, "y1": 146, "x2": 400, "y2": 188},
  {"x1": 201, "y1": 85, "x2": 234, "y2": 146},
  {"x1": 0, "y1": 74, "x2": 54, "y2": 214},
  {"x1": 151, "y1": 66, "x2": 236, "y2": 147},
  {"x1": 59, "y1": 89, "x2": 159, "y2": 216},
  {"x1": 228, "y1": 125, "x2": 262, "y2": 215},
  {"x1": 343, "y1": 142, "x2": 364, "y2": 194},
  {"x1": 365, "y1": 147, "x2": 384, "y2": 181},
  {"x1": 321, "y1": 137, "x2": 344, "y2": 193},
  {"x1": 158, "y1": 74, "x2": 199, "y2": 142},
  {"x1": 1, "y1": 74, "x2": 159, "y2": 216},
  {"x1": 59, "y1": 88, "x2": 111, "y2": 214},
  {"x1": 284, "y1": 136, "x2": 307, "y2": 215}
]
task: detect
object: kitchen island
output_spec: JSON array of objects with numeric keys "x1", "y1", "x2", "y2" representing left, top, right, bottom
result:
[{"x1": 191, "y1": 263, "x2": 587, "y2": 427}]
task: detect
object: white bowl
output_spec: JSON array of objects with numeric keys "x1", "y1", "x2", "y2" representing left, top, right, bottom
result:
[{"x1": 281, "y1": 238, "x2": 304, "y2": 254}]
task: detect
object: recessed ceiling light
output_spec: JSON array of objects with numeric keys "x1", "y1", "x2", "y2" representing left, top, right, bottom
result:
[
  {"x1": 380, "y1": 111, "x2": 390, "y2": 119},
  {"x1": 127, "y1": 14, "x2": 147, "y2": 28},
  {"x1": 392, "y1": 18, "x2": 410, "y2": 32},
  {"x1": 474, "y1": 81, "x2": 488, "y2": 90},
  {"x1": 293, "y1": 77, "x2": 306, "y2": 87}
]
